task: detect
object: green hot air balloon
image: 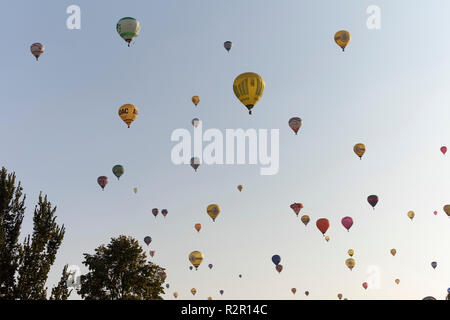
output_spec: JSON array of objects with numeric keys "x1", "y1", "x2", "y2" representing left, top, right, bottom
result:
[
  {"x1": 116, "y1": 17, "x2": 141, "y2": 47},
  {"x1": 112, "y1": 165, "x2": 124, "y2": 180}
]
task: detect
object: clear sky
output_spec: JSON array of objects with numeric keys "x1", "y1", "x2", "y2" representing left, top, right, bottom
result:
[{"x1": 1, "y1": 0, "x2": 450, "y2": 300}]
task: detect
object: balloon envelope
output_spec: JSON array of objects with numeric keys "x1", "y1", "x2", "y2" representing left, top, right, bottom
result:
[
  {"x1": 271, "y1": 255, "x2": 281, "y2": 266},
  {"x1": 152, "y1": 208, "x2": 159, "y2": 217},
  {"x1": 207, "y1": 204, "x2": 221, "y2": 221},
  {"x1": 144, "y1": 236, "x2": 152, "y2": 246},
  {"x1": 192, "y1": 96, "x2": 200, "y2": 106},
  {"x1": 194, "y1": 223, "x2": 202, "y2": 232},
  {"x1": 112, "y1": 165, "x2": 124, "y2": 180},
  {"x1": 443, "y1": 205, "x2": 450, "y2": 217},
  {"x1": 275, "y1": 264, "x2": 283, "y2": 273},
  {"x1": 233, "y1": 72, "x2": 265, "y2": 114},
  {"x1": 224, "y1": 41, "x2": 232, "y2": 52},
  {"x1": 316, "y1": 218, "x2": 330, "y2": 235},
  {"x1": 367, "y1": 195, "x2": 378, "y2": 208},
  {"x1": 431, "y1": 261, "x2": 437, "y2": 269},
  {"x1": 116, "y1": 17, "x2": 140, "y2": 46},
  {"x1": 334, "y1": 30, "x2": 351, "y2": 51},
  {"x1": 189, "y1": 251, "x2": 204, "y2": 269},
  {"x1": 353, "y1": 143, "x2": 366, "y2": 159},
  {"x1": 288, "y1": 117, "x2": 302, "y2": 135},
  {"x1": 301, "y1": 215, "x2": 310, "y2": 226},
  {"x1": 190, "y1": 157, "x2": 200, "y2": 171},
  {"x1": 161, "y1": 209, "x2": 168, "y2": 217},
  {"x1": 97, "y1": 176, "x2": 109, "y2": 190},
  {"x1": 30, "y1": 43, "x2": 44, "y2": 60},
  {"x1": 345, "y1": 258, "x2": 355, "y2": 270},
  {"x1": 290, "y1": 203, "x2": 303, "y2": 216},
  {"x1": 441, "y1": 146, "x2": 447, "y2": 154},
  {"x1": 362, "y1": 282, "x2": 368, "y2": 290},
  {"x1": 341, "y1": 216, "x2": 354, "y2": 231},
  {"x1": 118, "y1": 104, "x2": 138, "y2": 128}
]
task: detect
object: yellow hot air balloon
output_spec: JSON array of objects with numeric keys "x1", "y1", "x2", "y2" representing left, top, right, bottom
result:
[
  {"x1": 208, "y1": 296, "x2": 213, "y2": 300},
  {"x1": 345, "y1": 258, "x2": 355, "y2": 270},
  {"x1": 191, "y1": 288, "x2": 197, "y2": 296},
  {"x1": 348, "y1": 249, "x2": 354, "y2": 257},
  {"x1": 395, "y1": 279, "x2": 400, "y2": 285},
  {"x1": 334, "y1": 30, "x2": 351, "y2": 51},
  {"x1": 118, "y1": 104, "x2": 138, "y2": 128},
  {"x1": 353, "y1": 143, "x2": 366, "y2": 159},
  {"x1": 390, "y1": 249, "x2": 397, "y2": 256},
  {"x1": 174, "y1": 292, "x2": 179, "y2": 298},
  {"x1": 192, "y1": 96, "x2": 200, "y2": 106},
  {"x1": 189, "y1": 251, "x2": 204, "y2": 270},
  {"x1": 443, "y1": 205, "x2": 450, "y2": 217},
  {"x1": 407, "y1": 210, "x2": 415, "y2": 220},
  {"x1": 207, "y1": 204, "x2": 221, "y2": 222},
  {"x1": 325, "y1": 235, "x2": 330, "y2": 242},
  {"x1": 233, "y1": 72, "x2": 265, "y2": 114},
  {"x1": 237, "y1": 185, "x2": 243, "y2": 192},
  {"x1": 301, "y1": 215, "x2": 310, "y2": 226}
]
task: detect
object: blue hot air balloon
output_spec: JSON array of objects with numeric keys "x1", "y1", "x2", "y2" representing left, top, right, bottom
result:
[{"x1": 272, "y1": 255, "x2": 281, "y2": 266}]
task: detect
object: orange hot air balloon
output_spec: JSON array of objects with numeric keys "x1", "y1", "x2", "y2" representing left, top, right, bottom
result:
[
  {"x1": 290, "y1": 203, "x2": 303, "y2": 217},
  {"x1": 316, "y1": 218, "x2": 330, "y2": 235},
  {"x1": 194, "y1": 223, "x2": 202, "y2": 232},
  {"x1": 300, "y1": 215, "x2": 310, "y2": 226}
]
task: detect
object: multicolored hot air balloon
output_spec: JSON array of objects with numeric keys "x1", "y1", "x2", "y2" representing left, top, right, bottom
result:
[
  {"x1": 334, "y1": 30, "x2": 351, "y2": 51},
  {"x1": 271, "y1": 255, "x2": 281, "y2": 266},
  {"x1": 116, "y1": 17, "x2": 141, "y2": 46},
  {"x1": 30, "y1": 43, "x2": 44, "y2": 61},
  {"x1": 118, "y1": 104, "x2": 138, "y2": 128},
  {"x1": 191, "y1": 288, "x2": 197, "y2": 296},
  {"x1": 194, "y1": 223, "x2": 202, "y2": 232},
  {"x1": 161, "y1": 209, "x2": 168, "y2": 217},
  {"x1": 441, "y1": 146, "x2": 447, "y2": 155},
  {"x1": 345, "y1": 258, "x2": 355, "y2": 271},
  {"x1": 316, "y1": 218, "x2": 330, "y2": 235},
  {"x1": 275, "y1": 264, "x2": 283, "y2": 273},
  {"x1": 97, "y1": 176, "x2": 108, "y2": 190},
  {"x1": 233, "y1": 72, "x2": 265, "y2": 115},
  {"x1": 353, "y1": 143, "x2": 366, "y2": 159},
  {"x1": 288, "y1": 117, "x2": 302, "y2": 135},
  {"x1": 190, "y1": 157, "x2": 200, "y2": 172},
  {"x1": 144, "y1": 236, "x2": 152, "y2": 246},
  {"x1": 367, "y1": 195, "x2": 378, "y2": 209},
  {"x1": 152, "y1": 208, "x2": 159, "y2": 218},
  {"x1": 301, "y1": 215, "x2": 310, "y2": 226},
  {"x1": 189, "y1": 251, "x2": 204, "y2": 270},
  {"x1": 341, "y1": 216, "x2": 354, "y2": 232},
  {"x1": 207, "y1": 204, "x2": 221, "y2": 222},
  {"x1": 325, "y1": 236, "x2": 330, "y2": 242},
  {"x1": 112, "y1": 165, "x2": 124, "y2": 180},
  {"x1": 407, "y1": 211, "x2": 415, "y2": 221},
  {"x1": 224, "y1": 41, "x2": 232, "y2": 52},
  {"x1": 290, "y1": 203, "x2": 303, "y2": 217},
  {"x1": 192, "y1": 96, "x2": 200, "y2": 106}
]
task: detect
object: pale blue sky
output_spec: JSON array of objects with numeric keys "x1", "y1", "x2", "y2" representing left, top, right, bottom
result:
[{"x1": 1, "y1": 0, "x2": 450, "y2": 299}]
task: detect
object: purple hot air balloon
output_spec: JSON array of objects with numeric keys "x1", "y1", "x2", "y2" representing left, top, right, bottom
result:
[
  {"x1": 189, "y1": 266, "x2": 193, "y2": 270},
  {"x1": 367, "y1": 195, "x2": 379, "y2": 209},
  {"x1": 144, "y1": 236, "x2": 152, "y2": 246},
  {"x1": 97, "y1": 176, "x2": 109, "y2": 190},
  {"x1": 341, "y1": 216, "x2": 354, "y2": 232},
  {"x1": 208, "y1": 264, "x2": 213, "y2": 269},
  {"x1": 152, "y1": 208, "x2": 159, "y2": 218},
  {"x1": 219, "y1": 290, "x2": 224, "y2": 295}
]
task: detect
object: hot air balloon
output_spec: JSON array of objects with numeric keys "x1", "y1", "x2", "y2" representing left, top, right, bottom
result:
[
  {"x1": 190, "y1": 157, "x2": 200, "y2": 172},
  {"x1": 433, "y1": 210, "x2": 438, "y2": 215},
  {"x1": 304, "y1": 291, "x2": 309, "y2": 296},
  {"x1": 341, "y1": 216, "x2": 354, "y2": 232},
  {"x1": 390, "y1": 249, "x2": 397, "y2": 256},
  {"x1": 367, "y1": 195, "x2": 378, "y2": 209},
  {"x1": 116, "y1": 17, "x2": 140, "y2": 46},
  {"x1": 191, "y1": 288, "x2": 197, "y2": 296},
  {"x1": 233, "y1": 72, "x2": 265, "y2": 115},
  {"x1": 97, "y1": 176, "x2": 108, "y2": 190},
  {"x1": 348, "y1": 249, "x2": 354, "y2": 257},
  {"x1": 337, "y1": 293, "x2": 343, "y2": 300},
  {"x1": 118, "y1": 104, "x2": 138, "y2": 128},
  {"x1": 301, "y1": 215, "x2": 310, "y2": 226},
  {"x1": 208, "y1": 297, "x2": 213, "y2": 300},
  {"x1": 441, "y1": 146, "x2": 447, "y2": 155},
  {"x1": 30, "y1": 43, "x2": 44, "y2": 61},
  {"x1": 325, "y1": 236, "x2": 330, "y2": 242},
  {"x1": 291, "y1": 288, "x2": 296, "y2": 295},
  {"x1": 149, "y1": 250, "x2": 155, "y2": 257},
  {"x1": 345, "y1": 258, "x2": 355, "y2": 271},
  {"x1": 112, "y1": 165, "x2": 124, "y2": 180},
  {"x1": 161, "y1": 209, "x2": 168, "y2": 217},
  {"x1": 239, "y1": 274, "x2": 242, "y2": 278},
  {"x1": 189, "y1": 266, "x2": 193, "y2": 270},
  {"x1": 316, "y1": 218, "x2": 330, "y2": 235},
  {"x1": 290, "y1": 203, "x2": 303, "y2": 217},
  {"x1": 152, "y1": 208, "x2": 159, "y2": 218},
  {"x1": 407, "y1": 211, "x2": 415, "y2": 221},
  {"x1": 362, "y1": 282, "x2": 368, "y2": 290},
  {"x1": 166, "y1": 284, "x2": 170, "y2": 289},
  {"x1": 208, "y1": 264, "x2": 213, "y2": 270},
  {"x1": 220, "y1": 290, "x2": 224, "y2": 295},
  {"x1": 192, "y1": 96, "x2": 200, "y2": 106},
  {"x1": 334, "y1": 30, "x2": 351, "y2": 51},
  {"x1": 423, "y1": 296, "x2": 436, "y2": 300},
  {"x1": 133, "y1": 187, "x2": 138, "y2": 194},
  {"x1": 192, "y1": 118, "x2": 200, "y2": 128},
  {"x1": 174, "y1": 292, "x2": 178, "y2": 298},
  {"x1": 144, "y1": 236, "x2": 152, "y2": 246},
  {"x1": 207, "y1": 204, "x2": 221, "y2": 222},
  {"x1": 395, "y1": 279, "x2": 400, "y2": 285},
  {"x1": 275, "y1": 264, "x2": 283, "y2": 273},
  {"x1": 237, "y1": 185, "x2": 243, "y2": 192},
  {"x1": 271, "y1": 255, "x2": 281, "y2": 266},
  {"x1": 194, "y1": 223, "x2": 202, "y2": 232},
  {"x1": 443, "y1": 205, "x2": 450, "y2": 217},
  {"x1": 353, "y1": 143, "x2": 366, "y2": 159},
  {"x1": 431, "y1": 261, "x2": 437, "y2": 269},
  {"x1": 288, "y1": 117, "x2": 302, "y2": 135},
  {"x1": 189, "y1": 251, "x2": 204, "y2": 270},
  {"x1": 224, "y1": 41, "x2": 232, "y2": 52}
]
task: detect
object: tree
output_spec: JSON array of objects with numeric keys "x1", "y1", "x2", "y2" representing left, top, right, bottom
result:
[
  {"x1": 50, "y1": 265, "x2": 73, "y2": 300},
  {"x1": 0, "y1": 166, "x2": 65, "y2": 300},
  {"x1": 78, "y1": 235, "x2": 165, "y2": 300}
]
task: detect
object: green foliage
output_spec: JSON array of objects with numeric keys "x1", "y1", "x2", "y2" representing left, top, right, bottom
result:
[
  {"x1": 78, "y1": 235, "x2": 165, "y2": 300},
  {"x1": 50, "y1": 264, "x2": 73, "y2": 300}
]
